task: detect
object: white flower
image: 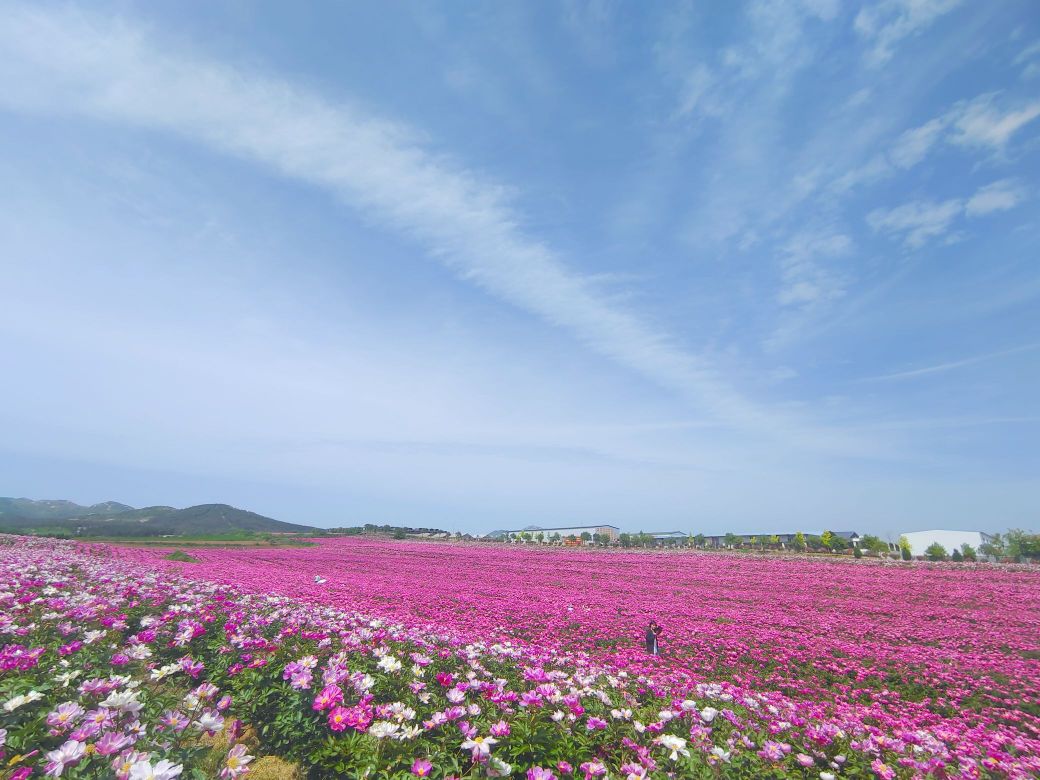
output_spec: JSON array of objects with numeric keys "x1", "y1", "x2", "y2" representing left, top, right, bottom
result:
[
  {"x1": 461, "y1": 735, "x2": 498, "y2": 757},
  {"x1": 446, "y1": 689, "x2": 466, "y2": 704},
  {"x1": 377, "y1": 656, "x2": 402, "y2": 673},
  {"x1": 369, "y1": 721, "x2": 401, "y2": 740},
  {"x1": 54, "y1": 671, "x2": 81, "y2": 687},
  {"x1": 710, "y1": 746, "x2": 731, "y2": 762},
  {"x1": 820, "y1": 774, "x2": 835, "y2": 780},
  {"x1": 700, "y1": 706, "x2": 719, "y2": 723},
  {"x1": 487, "y1": 757, "x2": 512, "y2": 777},
  {"x1": 656, "y1": 734, "x2": 690, "y2": 761},
  {"x1": 356, "y1": 674, "x2": 375, "y2": 692},
  {"x1": 399, "y1": 725, "x2": 422, "y2": 740},
  {"x1": 4, "y1": 690, "x2": 44, "y2": 712},
  {"x1": 633, "y1": 720, "x2": 646, "y2": 733},
  {"x1": 151, "y1": 663, "x2": 181, "y2": 681},
  {"x1": 551, "y1": 710, "x2": 566, "y2": 722},
  {"x1": 45, "y1": 739, "x2": 86, "y2": 775},
  {"x1": 101, "y1": 690, "x2": 143, "y2": 714},
  {"x1": 680, "y1": 699, "x2": 698, "y2": 711},
  {"x1": 658, "y1": 709, "x2": 675, "y2": 722},
  {"x1": 128, "y1": 758, "x2": 184, "y2": 780},
  {"x1": 195, "y1": 711, "x2": 225, "y2": 735}
]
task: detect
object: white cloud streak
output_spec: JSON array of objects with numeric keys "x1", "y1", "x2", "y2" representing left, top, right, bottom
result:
[
  {"x1": 855, "y1": 343, "x2": 1040, "y2": 382},
  {"x1": 867, "y1": 199, "x2": 963, "y2": 248},
  {"x1": 867, "y1": 179, "x2": 1028, "y2": 247},
  {"x1": 834, "y1": 93, "x2": 1040, "y2": 195},
  {"x1": 0, "y1": 3, "x2": 818, "y2": 440},
  {"x1": 854, "y1": 0, "x2": 965, "y2": 66},
  {"x1": 964, "y1": 179, "x2": 1027, "y2": 217},
  {"x1": 777, "y1": 230, "x2": 851, "y2": 308}
]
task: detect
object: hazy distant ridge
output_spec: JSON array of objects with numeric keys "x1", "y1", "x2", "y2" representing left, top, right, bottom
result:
[{"x1": 0, "y1": 497, "x2": 314, "y2": 536}]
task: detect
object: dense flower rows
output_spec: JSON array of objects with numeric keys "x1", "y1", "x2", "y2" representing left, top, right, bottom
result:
[{"x1": 3, "y1": 535, "x2": 1038, "y2": 778}]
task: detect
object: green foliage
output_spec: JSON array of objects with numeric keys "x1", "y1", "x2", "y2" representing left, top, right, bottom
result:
[
  {"x1": 898, "y1": 535, "x2": 913, "y2": 561},
  {"x1": 951, "y1": 548, "x2": 963, "y2": 562},
  {"x1": 1005, "y1": 528, "x2": 1040, "y2": 560},
  {"x1": 924, "y1": 542, "x2": 948, "y2": 562},
  {"x1": 960, "y1": 543, "x2": 977, "y2": 562},
  {"x1": 979, "y1": 533, "x2": 1004, "y2": 558},
  {"x1": 860, "y1": 534, "x2": 889, "y2": 556},
  {"x1": 164, "y1": 549, "x2": 201, "y2": 563}
]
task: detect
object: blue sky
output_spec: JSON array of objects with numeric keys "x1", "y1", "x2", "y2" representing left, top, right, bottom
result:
[{"x1": 1, "y1": 1, "x2": 1037, "y2": 538}]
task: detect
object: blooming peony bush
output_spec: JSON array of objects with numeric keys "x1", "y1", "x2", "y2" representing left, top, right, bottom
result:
[{"x1": 2, "y1": 535, "x2": 1038, "y2": 778}]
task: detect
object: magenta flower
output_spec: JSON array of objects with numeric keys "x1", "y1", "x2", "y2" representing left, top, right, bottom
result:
[
  {"x1": 489, "y1": 720, "x2": 511, "y2": 737},
  {"x1": 410, "y1": 758, "x2": 434, "y2": 777}
]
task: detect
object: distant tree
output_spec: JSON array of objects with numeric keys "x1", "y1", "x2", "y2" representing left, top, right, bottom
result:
[
  {"x1": 1006, "y1": 529, "x2": 1040, "y2": 560},
  {"x1": 693, "y1": 533, "x2": 706, "y2": 548},
  {"x1": 565, "y1": 534, "x2": 578, "y2": 544},
  {"x1": 924, "y1": 542, "x2": 948, "y2": 562},
  {"x1": 853, "y1": 546, "x2": 863, "y2": 559},
  {"x1": 723, "y1": 532, "x2": 738, "y2": 548},
  {"x1": 820, "y1": 530, "x2": 835, "y2": 550},
  {"x1": 521, "y1": 532, "x2": 532, "y2": 543},
  {"x1": 951, "y1": 548, "x2": 963, "y2": 562},
  {"x1": 960, "y1": 543, "x2": 977, "y2": 562},
  {"x1": 580, "y1": 531, "x2": 592, "y2": 543},
  {"x1": 898, "y1": 535, "x2": 912, "y2": 561},
  {"x1": 536, "y1": 532, "x2": 545, "y2": 543},
  {"x1": 550, "y1": 532, "x2": 561, "y2": 544},
  {"x1": 392, "y1": 529, "x2": 407, "y2": 540},
  {"x1": 829, "y1": 535, "x2": 849, "y2": 553},
  {"x1": 619, "y1": 532, "x2": 632, "y2": 548},
  {"x1": 768, "y1": 534, "x2": 781, "y2": 549},
  {"x1": 860, "y1": 534, "x2": 887, "y2": 556},
  {"x1": 979, "y1": 533, "x2": 1003, "y2": 558},
  {"x1": 792, "y1": 531, "x2": 807, "y2": 552}
]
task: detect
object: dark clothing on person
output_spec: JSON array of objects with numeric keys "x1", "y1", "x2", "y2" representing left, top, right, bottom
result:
[{"x1": 645, "y1": 623, "x2": 661, "y2": 655}]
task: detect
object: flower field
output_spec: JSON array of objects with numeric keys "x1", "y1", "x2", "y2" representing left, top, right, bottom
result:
[{"x1": 2, "y1": 537, "x2": 1039, "y2": 778}]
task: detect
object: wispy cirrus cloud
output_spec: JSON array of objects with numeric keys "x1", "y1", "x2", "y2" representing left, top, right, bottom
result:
[
  {"x1": 0, "y1": 2, "x2": 841, "y2": 444},
  {"x1": 866, "y1": 198, "x2": 964, "y2": 248},
  {"x1": 776, "y1": 230, "x2": 851, "y2": 308},
  {"x1": 854, "y1": 0, "x2": 965, "y2": 66},
  {"x1": 835, "y1": 92, "x2": 1040, "y2": 193},
  {"x1": 867, "y1": 179, "x2": 1028, "y2": 247},
  {"x1": 964, "y1": 179, "x2": 1027, "y2": 216},
  {"x1": 855, "y1": 342, "x2": 1040, "y2": 382},
  {"x1": 670, "y1": 0, "x2": 839, "y2": 122}
]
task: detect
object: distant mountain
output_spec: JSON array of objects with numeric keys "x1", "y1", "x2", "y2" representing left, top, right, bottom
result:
[
  {"x1": 0, "y1": 497, "x2": 135, "y2": 521},
  {"x1": 0, "y1": 497, "x2": 315, "y2": 537}
]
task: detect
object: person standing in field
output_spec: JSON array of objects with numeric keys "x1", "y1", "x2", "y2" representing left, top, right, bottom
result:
[{"x1": 645, "y1": 620, "x2": 662, "y2": 656}]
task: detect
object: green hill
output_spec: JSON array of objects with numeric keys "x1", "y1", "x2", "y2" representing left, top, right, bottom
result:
[{"x1": 0, "y1": 497, "x2": 315, "y2": 537}]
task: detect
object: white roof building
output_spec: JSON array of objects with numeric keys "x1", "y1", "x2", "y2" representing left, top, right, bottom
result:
[{"x1": 901, "y1": 530, "x2": 994, "y2": 557}]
